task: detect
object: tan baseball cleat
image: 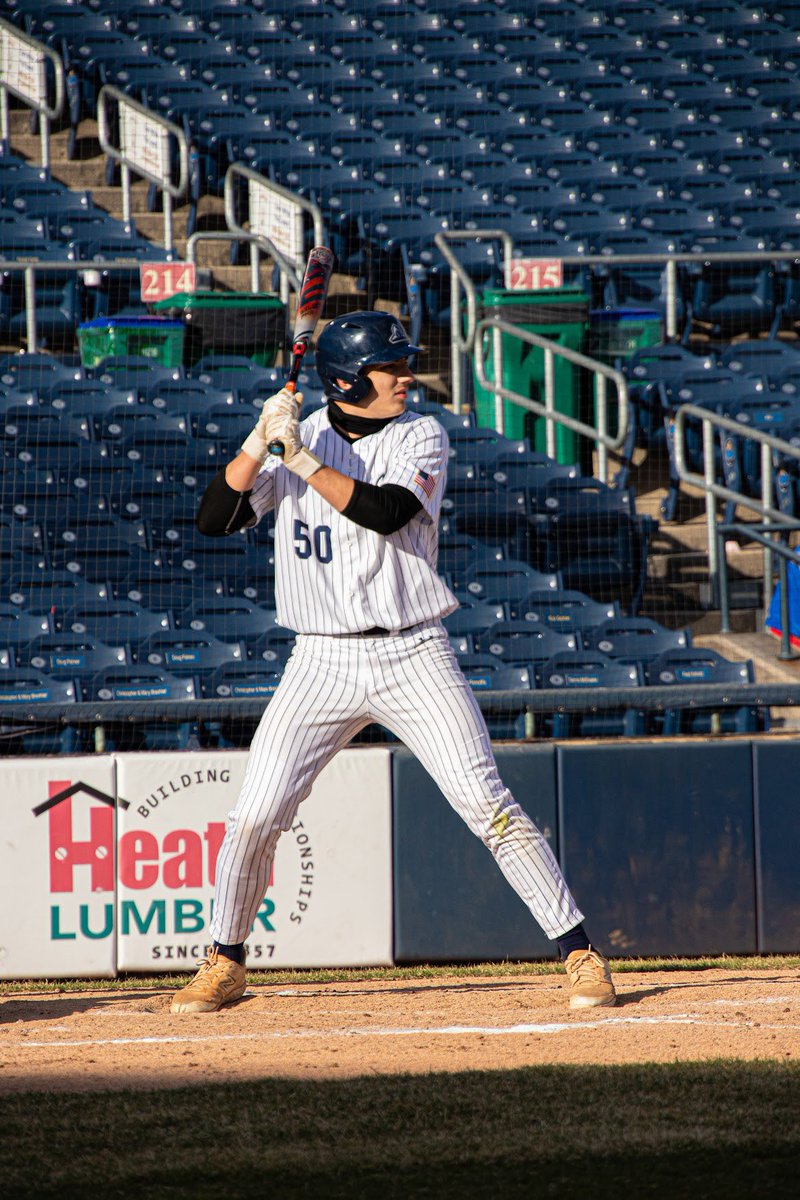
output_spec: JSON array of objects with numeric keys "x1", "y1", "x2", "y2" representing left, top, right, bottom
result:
[
  {"x1": 564, "y1": 947, "x2": 617, "y2": 1010},
  {"x1": 170, "y1": 949, "x2": 247, "y2": 1013}
]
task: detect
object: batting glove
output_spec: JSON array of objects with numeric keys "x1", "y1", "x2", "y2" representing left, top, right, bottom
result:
[
  {"x1": 267, "y1": 412, "x2": 322, "y2": 483},
  {"x1": 240, "y1": 388, "x2": 304, "y2": 464}
]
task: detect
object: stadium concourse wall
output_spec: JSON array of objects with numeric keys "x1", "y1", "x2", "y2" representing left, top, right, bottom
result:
[{"x1": 0, "y1": 739, "x2": 798, "y2": 979}]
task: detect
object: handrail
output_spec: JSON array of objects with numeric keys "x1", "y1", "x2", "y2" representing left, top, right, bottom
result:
[
  {"x1": 474, "y1": 315, "x2": 629, "y2": 482},
  {"x1": 673, "y1": 402, "x2": 800, "y2": 601},
  {"x1": 0, "y1": 256, "x2": 195, "y2": 353},
  {"x1": 0, "y1": 17, "x2": 64, "y2": 170},
  {"x1": 98, "y1": 85, "x2": 188, "y2": 254},
  {"x1": 0, "y1": 685, "x2": 790, "y2": 728},
  {"x1": 224, "y1": 163, "x2": 324, "y2": 304},
  {"x1": 434, "y1": 229, "x2": 514, "y2": 411},
  {"x1": 716, "y1": 520, "x2": 800, "y2": 659},
  {"x1": 436, "y1": 228, "x2": 800, "y2": 409}
]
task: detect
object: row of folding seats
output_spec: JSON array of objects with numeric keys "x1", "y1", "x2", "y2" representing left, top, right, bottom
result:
[
  {"x1": 620, "y1": 340, "x2": 800, "y2": 519},
  {"x1": 0, "y1": 609, "x2": 762, "y2": 747},
  {"x1": 9, "y1": 2, "x2": 800, "y2": 328},
  {"x1": 0, "y1": 154, "x2": 167, "y2": 348}
]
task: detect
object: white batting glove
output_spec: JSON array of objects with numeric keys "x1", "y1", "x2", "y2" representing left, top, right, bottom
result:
[
  {"x1": 240, "y1": 388, "x2": 304, "y2": 464},
  {"x1": 267, "y1": 411, "x2": 322, "y2": 482}
]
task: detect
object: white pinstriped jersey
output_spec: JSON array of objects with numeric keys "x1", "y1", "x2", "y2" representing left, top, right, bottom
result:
[{"x1": 249, "y1": 408, "x2": 459, "y2": 635}]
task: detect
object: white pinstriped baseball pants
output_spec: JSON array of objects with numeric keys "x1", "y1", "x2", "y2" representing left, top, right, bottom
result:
[{"x1": 209, "y1": 622, "x2": 584, "y2": 946}]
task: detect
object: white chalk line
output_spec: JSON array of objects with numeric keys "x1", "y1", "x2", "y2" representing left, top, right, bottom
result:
[{"x1": 6, "y1": 1013, "x2": 800, "y2": 1050}]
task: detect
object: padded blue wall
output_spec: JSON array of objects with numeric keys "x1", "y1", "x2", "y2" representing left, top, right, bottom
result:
[
  {"x1": 557, "y1": 742, "x2": 757, "y2": 957},
  {"x1": 392, "y1": 746, "x2": 558, "y2": 962},
  {"x1": 753, "y1": 741, "x2": 800, "y2": 953}
]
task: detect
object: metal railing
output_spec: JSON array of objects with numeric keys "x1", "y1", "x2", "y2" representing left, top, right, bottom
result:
[
  {"x1": 0, "y1": 18, "x2": 63, "y2": 171},
  {"x1": 673, "y1": 403, "x2": 800, "y2": 603},
  {"x1": 717, "y1": 520, "x2": 800, "y2": 659},
  {"x1": 0, "y1": 685, "x2": 791, "y2": 745},
  {"x1": 435, "y1": 228, "x2": 800, "y2": 403},
  {"x1": 224, "y1": 163, "x2": 324, "y2": 308},
  {"x1": 98, "y1": 86, "x2": 188, "y2": 255},
  {"x1": 473, "y1": 315, "x2": 629, "y2": 483}
]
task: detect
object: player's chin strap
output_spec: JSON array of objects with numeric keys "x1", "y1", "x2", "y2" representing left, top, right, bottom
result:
[{"x1": 328, "y1": 399, "x2": 399, "y2": 438}]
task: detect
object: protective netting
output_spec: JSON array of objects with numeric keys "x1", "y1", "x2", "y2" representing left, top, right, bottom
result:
[{"x1": 2, "y1": 0, "x2": 799, "y2": 749}]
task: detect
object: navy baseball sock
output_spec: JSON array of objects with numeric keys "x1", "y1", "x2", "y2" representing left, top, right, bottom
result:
[
  {"x1": 213, "y1": 941, "x2": 245, "y2": 965},
  {"x1": 556, "y1": 924, "x2": 591, "y2": 961}
]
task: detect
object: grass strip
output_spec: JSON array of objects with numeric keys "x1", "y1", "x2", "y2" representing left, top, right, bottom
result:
[
  {"x1": 2, "y1": 954, "x2": 799, "y2": 994},
  {"x1": 1, "y1": 1061, "x2": 798, "y2": 1199}
]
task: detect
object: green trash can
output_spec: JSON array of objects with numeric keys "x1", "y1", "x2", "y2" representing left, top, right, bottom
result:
[
  {"x1": 473, "y1": 287, "x2": 589, "y2": 464},
  {"x1": 151, "y1": 291, "x2": 286, "y2": 367},
  {"x1": 588, "y1": 308, "x2": 664, "y2": 364},
  {"x1": 77, "y1": 316, "x2": 185, "y2": 369}
]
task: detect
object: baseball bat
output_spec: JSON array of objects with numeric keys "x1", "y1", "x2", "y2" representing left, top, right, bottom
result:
[{"x1": 268, "y1": 244, "x2": 336, "y2": 456}]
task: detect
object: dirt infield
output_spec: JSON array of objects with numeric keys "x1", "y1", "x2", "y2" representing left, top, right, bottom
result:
[{"x1": 2, "y1": 966, "x2": 799, "y2": 1093}]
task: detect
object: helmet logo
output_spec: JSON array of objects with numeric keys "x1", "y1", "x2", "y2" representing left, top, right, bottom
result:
[{"x1": 389, "y1": 323, "x2": 406, "y2": 343}]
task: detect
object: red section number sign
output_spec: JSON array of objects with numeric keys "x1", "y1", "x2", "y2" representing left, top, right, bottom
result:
[
  {"x1": 139, "y1": 262, "x2": 197, "y2": 303},
  {"x1": 509, "y1": 258, "x2": 563, "y2": 290}
]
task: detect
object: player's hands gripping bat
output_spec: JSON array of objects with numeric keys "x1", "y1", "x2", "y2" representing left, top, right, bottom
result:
[{"x1": 268, "y1": 245, "x2": 335, "y2": 457}]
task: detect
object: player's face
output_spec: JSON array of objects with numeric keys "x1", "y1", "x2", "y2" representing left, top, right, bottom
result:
[{"x1": 339, "y1": 358, "x2": 416, "y2": 417}]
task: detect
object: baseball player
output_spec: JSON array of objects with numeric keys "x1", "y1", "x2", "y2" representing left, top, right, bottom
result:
[{"x1": 171, "y1": 311, "x2": 616, "y2": 1014}]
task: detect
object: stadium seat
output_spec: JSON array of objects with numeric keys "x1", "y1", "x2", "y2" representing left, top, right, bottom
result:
[
  {"x1": 586, "y1": 617, "x2": 691, "y2": 665},
  {"x1": 476, "y1": 620, "x2": 578, "y2": 668},
  {"x1": 19, "y1": 634, "x2": 128, "y2": 678},
  {"x1": 135, "y1": 629, "x2": 245, "y2": 676},
  {"x1": 539, "y1": 650, "x2": 645, "y2": 738},
  {"x1": 645, "y1": 647, "x2": 765, "y2": 735}
]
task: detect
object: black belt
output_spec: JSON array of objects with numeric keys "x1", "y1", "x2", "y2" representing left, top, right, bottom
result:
[{"x1": 359, "y1": 625, "x2": 392, "y2": 636}]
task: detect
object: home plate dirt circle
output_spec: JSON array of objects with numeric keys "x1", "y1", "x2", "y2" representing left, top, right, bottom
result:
[{"x1": 2, "y1": 968, "x2": 799, "y2": 1093}]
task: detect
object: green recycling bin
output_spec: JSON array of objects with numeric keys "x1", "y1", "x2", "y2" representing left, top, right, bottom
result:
[
  {"x1": 151, "y1": 290, "x2": 286, "y2": 367},
  {"x1": 77, "y1": 316, "x2": 185, "y2": 369},
  {"x1": 473, "y1": 287, "x2": 589, "y2": 464}
]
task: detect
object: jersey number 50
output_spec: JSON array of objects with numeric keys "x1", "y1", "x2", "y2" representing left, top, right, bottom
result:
[{"x1": 293, "y1": 519, "x2": 333, "y2": 564}]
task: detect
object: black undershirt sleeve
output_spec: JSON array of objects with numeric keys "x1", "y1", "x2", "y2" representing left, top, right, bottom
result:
[
  {"x1": 342, "y1": 481, "x2": 422, "y2": 535},
  {"x1": 196, "y1": 469, "x2": 258, "y2": 536}
]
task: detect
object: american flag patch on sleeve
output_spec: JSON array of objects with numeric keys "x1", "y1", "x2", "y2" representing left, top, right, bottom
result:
[{"x1": 412, "y1": 467, "x2": 436, "y2": 498}]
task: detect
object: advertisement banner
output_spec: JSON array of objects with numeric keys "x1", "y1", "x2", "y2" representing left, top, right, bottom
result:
[
  {"x1": 0, "y1": 757, "x2": 118, "y2": 980},
  {"x1": 115, "y1": 749, "x2": 393, "y2": 971}
]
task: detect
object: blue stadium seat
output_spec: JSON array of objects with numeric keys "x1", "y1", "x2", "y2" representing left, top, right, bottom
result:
[
  {"x1": 19, "y1": 634, "x2": 128, "y2": 678},
  {"x1": 443, "y1": 602, "x2": 510, "y2": 638},
  {"x1": 459, "y1": 561, "x2": 563, "y2": 614},
  {"x1": 476, "y1": 620, "x2": 578, "y2": 666},
  {"x1": 136, "y1": 629, "x2": 245, "y2": 677},
  {"x1": 201, "y1": 661, "x2": 283, "y2": 701},
  {"x1": 60, "y1": 601, "x2": 171, "y2": 643},
  {"x1": 539, "y1": 650, "x2": 645, "y2": 738},
  {"x1": 0, "y1": 670, "x2": 78, "y2": 754},
  {"x1": 645, "y1": 647, "x2": 765, "y2": 735},
  {"x1": 516, "y1": 590, "x2": 621, "y2": 640},
  {"x1": 180, "y1": 598, "x2": 277, "y2": 643},
  {"x1": 586, "y1": 617, "x2": 691, "y2": 664},
  {"x1": 0, "y1": 605, "x2": 53, "y2": 646},
  {"x1": 464, "y1": 663, "x2": 535, "y2": 740}
]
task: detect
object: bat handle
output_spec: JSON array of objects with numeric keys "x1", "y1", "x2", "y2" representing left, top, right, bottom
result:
[{"x1": 267, "y1": 354, "x2": 304, "y2": 456}]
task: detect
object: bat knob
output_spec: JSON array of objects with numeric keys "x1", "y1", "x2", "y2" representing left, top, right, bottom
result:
[{"x1": 268, "y1": 440, "x2": 285, "y2": 457}]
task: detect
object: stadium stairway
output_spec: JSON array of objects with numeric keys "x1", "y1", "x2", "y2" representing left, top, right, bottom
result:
[
  {"x1": 3, "y1": 106, "x2": 791, "y2": 712},
  {"x1": 5, "y1": 107, "x2": 455, "y2": 393}
]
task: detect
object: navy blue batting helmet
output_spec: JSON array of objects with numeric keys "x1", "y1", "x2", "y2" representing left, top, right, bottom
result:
[{"x1": 315, "y1": 310, "x2": 422, "y2": 403}]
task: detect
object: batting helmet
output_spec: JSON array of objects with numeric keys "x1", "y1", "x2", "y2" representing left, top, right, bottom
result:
[{"x1": 315, "y1": 310, "x2": 422, "y2": 403}]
